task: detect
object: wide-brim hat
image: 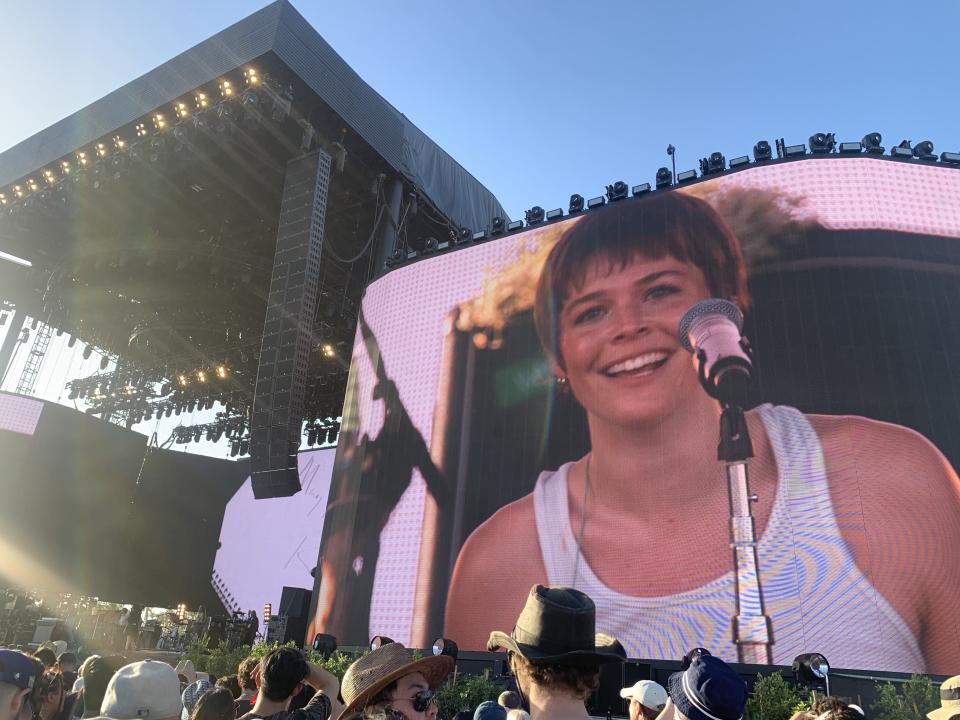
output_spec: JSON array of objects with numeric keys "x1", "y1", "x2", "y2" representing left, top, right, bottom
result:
[
  {"x1": 338, "y1": 643, "x2": 452, "y2": 720},
  {"x1": 928, "y1": 675, "x2": 960, "y2": 720},
  {"x1": 667, "y1": 655, "x2": 747, "y2": 720},
  {"x1": 487, "y1": 585, "x2": 626, "y2": 667}
]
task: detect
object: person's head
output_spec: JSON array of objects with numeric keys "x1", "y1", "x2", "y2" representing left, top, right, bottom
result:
[
  {"x1": 497, "y1": 691, "x2": 521, "y2": 710},
  {"x1": 929, "y1": 676, "x2": 960, "y2": 720},
  {"x1": 473, "y1": 700, "x2": 506, "y2": 720},
  {"x1": 815, "y1": 709, "x2": 865, "y2": 720},
  {"x1": 533, "y1": 193, "x2": 749, "y2": 427},
  {"x1": 214, "y1": 675, "x2": 240, "y2": 700},
  {"x1": 620, "y1": 680, "x2": 668, "y2": 720},
  {"x1": 237, "y1": 658, "x2": 258, "y2": 693},
  {"x1": 180, "y1": 679, "x2": 213, "y2": 720},
  {"x1": 190, "y1": 688, "x2": 235, "y2": 720},
  {"x1": 100, "y1": 660, "x2": 182, "y2": 720},
  {"x1": 814, "y1": 697, "x2": 851, "y2": 714},
  {"x1": 56, "y1": 654, "x2": 78, "y2": 674},
  {"x1": 505, "y1": 711, "x2": 529, "y2": 720},
  {"x1": 79, "y1": 655, "x2": 123, "y2": 719},
  {"x1": 33, "y1": 649, "x2": 57, "y2": 669},
  {"x1": 488, "y1": 585, "x2": 625, "y2": 705},
  {"x1": 0, "y1": 649, "x2": 42, "y2": 720},
  {"x1": 667, "y1": 655, "x2": 746, "y2": 720},
  {"x1": 258, "y1": 648, "x2": 308, "y2": 705},
  {"x1": 34, "y1": 668, "x2": 65, "y2": 719},
  {"x1": 341, "y1": 642, "x2": 453, "y2": 720}
]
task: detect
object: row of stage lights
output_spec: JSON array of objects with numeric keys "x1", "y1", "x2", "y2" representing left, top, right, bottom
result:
[
  {"x1": 172, "y1": 412, "x2": 250, "y2": 449},
  {"x1": 304, "y1": 418, "x2": 340, "y2": 446},
  {"x1": 0, "y1": 67, "x2": 291, "y2": 209},
  {"x1": 393, "y1": 131, "x2": 960, "y2": 266}
]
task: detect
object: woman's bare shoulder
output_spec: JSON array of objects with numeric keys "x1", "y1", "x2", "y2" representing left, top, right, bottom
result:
[{"x1": 444, "y1": 492, "x2": 546, "y2": 646}]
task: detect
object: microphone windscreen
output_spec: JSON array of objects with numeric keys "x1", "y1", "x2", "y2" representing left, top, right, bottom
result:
[{"x1": 678, "y1": 299, "x2": 744, "y2": 352}]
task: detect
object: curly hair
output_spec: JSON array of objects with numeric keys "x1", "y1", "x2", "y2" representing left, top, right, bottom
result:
[
  {"x1": 237, "y1": 657, "x2": 259, "y2": 691},
  {"x1": 509, "y1": 653, "x2": 599, "y2": 700}
]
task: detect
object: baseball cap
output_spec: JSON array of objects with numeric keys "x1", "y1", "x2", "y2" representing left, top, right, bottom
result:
[
  {"x1": 100, "y1": 660, "x2": 183, "y2": 720},
  {"x1": 0, "y1": 649, "x2": 41, "y2": 691},
  {"x1": 620, "y1": 680, "x2": 668, "y2": 711},
  {"x1": 180, "y1": 679, "x2": 213, "y2": 720}
]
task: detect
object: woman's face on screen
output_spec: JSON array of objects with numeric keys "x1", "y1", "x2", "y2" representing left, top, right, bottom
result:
[{"x1": 555, "y1": 252, "x2": 712, "y2": 426}]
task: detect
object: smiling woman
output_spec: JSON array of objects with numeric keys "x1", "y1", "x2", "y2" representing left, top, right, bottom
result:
[{"x1": 443, "y1": 192, "x2": 960, "y2": 675}]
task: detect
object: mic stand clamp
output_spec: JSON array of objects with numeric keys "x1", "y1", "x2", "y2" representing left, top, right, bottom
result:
[{"x1": 716, "y1": 400, "x2": 774, "y2": 665}]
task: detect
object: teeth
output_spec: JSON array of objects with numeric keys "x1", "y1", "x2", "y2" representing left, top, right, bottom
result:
[{"x1": 605, "y1": 351, "x2": 669, "y2": 376}]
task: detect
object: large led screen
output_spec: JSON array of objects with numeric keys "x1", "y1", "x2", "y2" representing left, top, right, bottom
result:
[{"x1": 308, "y1": 158, "x2": 960, "y2": 674}]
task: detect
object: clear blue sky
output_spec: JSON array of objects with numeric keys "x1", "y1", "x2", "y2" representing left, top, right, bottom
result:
[{"x1": 2, "y1": 0, "x2": 959, "y2": 221}]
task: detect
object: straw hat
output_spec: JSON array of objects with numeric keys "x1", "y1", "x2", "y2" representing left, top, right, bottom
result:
[{"x1": 339, "y1": 643, "x2": 452, "y2": 720}]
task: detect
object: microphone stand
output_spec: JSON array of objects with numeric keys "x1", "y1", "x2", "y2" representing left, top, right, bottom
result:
[{"x1": 700, "y1": 360, "x2": 773, "y2": 664}]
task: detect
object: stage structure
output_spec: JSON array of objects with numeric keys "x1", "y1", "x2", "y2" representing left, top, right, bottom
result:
[{"x1": 0, "y1": 0, "x2": 506, "y2": 496}]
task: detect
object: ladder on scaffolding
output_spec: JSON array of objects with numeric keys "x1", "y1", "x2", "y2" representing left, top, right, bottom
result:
[{"x1": 15, "y1": 320, "x2": 54, "y2": 396}]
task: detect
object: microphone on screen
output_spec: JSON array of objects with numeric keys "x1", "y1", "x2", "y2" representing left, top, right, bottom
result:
[{"x1": 677, "y1": 298, "x2": 753, "y2": 405}]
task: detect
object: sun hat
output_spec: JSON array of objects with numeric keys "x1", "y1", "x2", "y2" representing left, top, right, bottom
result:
[
  {"x1": 100, "y1": 660, "x2": 183, "y2": 720},
  {"x1": 180, "y1": 679, "x2": 213, "y2": 720},
  {"x1": 487, "y1": 585, "x2": 626, "y2": 667},
  {"x1": 620, "y1": 680, "x2": 668, "y2": 712},
  {"x1": 339, "y1": 643, "x2": 452, "y2": 720},
  {"x1": 667, "y1": 655, "x2": 747, "y2": 720},
  {"x1": 929, "y1": 676, "x2": 960, "y2": 720}
]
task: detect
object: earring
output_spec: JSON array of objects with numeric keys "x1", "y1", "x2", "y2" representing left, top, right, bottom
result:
[{"x1": 555, "y1": 376, "x2": 569, "y2": 393}]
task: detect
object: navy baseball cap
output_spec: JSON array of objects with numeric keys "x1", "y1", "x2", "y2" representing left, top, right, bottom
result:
[
  {"x1": 0, "y1": 649, "x2": 41, "y2": 691},
  {"x1": 668, "y1": 655, "x2": 747, "y2": 720}
]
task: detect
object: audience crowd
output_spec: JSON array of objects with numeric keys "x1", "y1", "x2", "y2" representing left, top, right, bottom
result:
[{"x1": 2, "y1": 584, "x2": 957, "y2": 720}]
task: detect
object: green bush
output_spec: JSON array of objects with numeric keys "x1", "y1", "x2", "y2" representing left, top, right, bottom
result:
[
  {"x1": 434, "y1": 670, "x2": 502, "y2": 720},
  {"x1": 870, "y1": 674, "x2": 939, "y2": 720},
  {"x1": 182, "y1": 639, "x2": 363, "y2": 682},
  {"x1": 745, "y1": 671, "x2": 810, "y2": 720}
]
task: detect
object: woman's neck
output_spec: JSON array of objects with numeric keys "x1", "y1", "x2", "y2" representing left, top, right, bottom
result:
[{"x1": 583, "y1": 389, "x2": 728, "y2": 514}]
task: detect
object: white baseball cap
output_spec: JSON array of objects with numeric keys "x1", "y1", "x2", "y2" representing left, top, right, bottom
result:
[
  {"x1": 620, "y1": 680, "x2": 668, "y2": 711},
  {"x1": 100, "y1": 660, "x2": 183, "y2": 720}
]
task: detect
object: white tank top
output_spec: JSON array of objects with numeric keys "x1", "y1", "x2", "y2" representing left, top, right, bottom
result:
[{"x1": 532, "y1": 404, "x2": 925, "y2": 671}]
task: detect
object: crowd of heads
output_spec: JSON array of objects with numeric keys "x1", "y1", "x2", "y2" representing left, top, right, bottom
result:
[{"x1": 3, "y1": 584, "x2": 959, "y2": 720}]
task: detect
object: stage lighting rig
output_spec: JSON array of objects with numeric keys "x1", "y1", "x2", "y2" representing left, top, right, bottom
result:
[
  {"x1": 792, "y1": 653, "x2": 830, "y2": 694},
  {"x1": 568, "y1": 194, "x2": 585, "y2": 214},
  {"x1": 677, "y1": 169, "x2": 697, "y2": 183},
  {"x1": 655, "y1": 167, "x2": 672, "y2": 188},
  {"x1": 809, "y1": 132, "x2": 836, "y2": 154},
  {"x1": 507, "y1": 220, "x2": 524, "y2": 231},
  {"x1": 370, "y1": 635, "x2": 394, "y2": 651},
  {"x1": 432, "y1": 637, "x2": 458, "y2": 661},
  {"x1": 838, "y1": 141, "x2": 862, "y2": 153},
  {"x1": 631, "y1": 183, "x2": 651, "y2": 195},
  {"x1": 729, "y1": 155, "x2": 749, "y2": 168},
  {"x1": 524, "y1": 206, "x2": 546, "y2": 225},
  {"x1": 891, "y1": 140, "x2": 913, "y2": 158},
  {"x1": 586, "y1": 196, "x2": 605, "y2": 209},
  {"x1": 783, "y1": 142, "x2": 807, "y2": 157},
  {"x1": 491, "y1": 217, "x2": 505, "y2": 234},
  {"x1": 545, "y1": 208, "x2": 563, "y2": 220},
  {"x1": 700, "y1": 152, "x2": 726, "y2": 175},
  {"x1": 862, "y1": 132, "x2": 884, "y2": 154},
  {"x1": 312, "y1": 633, "x2": 338, "y2": 660},
  {"x1": 914, "y1": 140, "x2": 936, "y2": 160},
  {"x1": 941, "y1": 151, "x2": 960, "y2": 164},
  {"x1": 605, "y1": 181, "x2": 628, "y2": 202}
]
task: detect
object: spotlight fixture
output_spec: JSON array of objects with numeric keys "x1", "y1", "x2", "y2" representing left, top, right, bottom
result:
[
  {"x1": 681, "y1": 647, "x2": 711, "y2": 671},
  {"x1": 753, "y1": 140, "x2": 773, "y2": 161},
  {"x1": 216, "y1": 365, "x2": 228, "y2": 379},
  {"x1": 913, "y1": 140, "x2": 936, "y2": 160},
  {"x1": 862, "y1": 132, "x2": 884, "y2": 154},
  {"x1": 586, "y1": 196, "x2": 605, "y2": 209},
  {"x1": 472, "y1": 230, "x2": 488, "y2": 241},
  {"x1": 700, "y1": 152, "x2": 726, "y2": 175},
  {"x1": 263, "y1": 603, "x2": 271, "y2": 625},
  {"x1": 506, "y1": 220, "x2": 524, "y2": 231},
  {"x1": 655, "y1": 167, "x2": 673, "y2": 188},
  {"x1": 423, "y1": 237, "x2": 439, "y2": 253},
  {"x1": 524, "y1": 206, "x2": 546, "y2": 225},
  {"x1": 792, "y1": 653, "x2": 830, "y2": 693},
  {"x1": 891, "y1": 140, "x2": 913, "y2": 158},
  {"x1": 307, "y1": 426, "x2": 318, "y2": 446},
  {"x1": 432, "y1": 637, "x2": 459, "y2": 661},
  {"x1": 605, "y1": 181, "x2": 628, "y2": 202},
  {"x1": 491, "y1": 217, "x2": 505, "y2": 234},
  {"x1": 783, "y1": 143, "x2": 807, "y2": 157},
  {"x1": 545, "y1": 208, "x2": 563, "y2": 220},
  {"x1": 631, "y1": 183, "x2": 651, "y2": 195},
  {"x1": 838, "y1": 141, "x2": 862, "y2": 154},
  {"x1": 312, "y1": 633, "x2": 338, "y2": 660},
  {"x1": 457, "y1": 228, "x2": 472, "y2": 243},
  {"x1": 940, "y1": 151, "x2": 960, "y2": 165},
  {"x1": 568, "y1": 194, "x2": 585, "y2": 214},
  {"x1": 370, "y1": 635, "x2": 395, "y2": 651},
  {"x1": 677, "y1": 169, "x2": 697, "y2": 182},
  {"x1": 729, "y1": 155, "x2": 750, "y2": 168},
  {"x1": 809, "y1": 133, "x2": 836, "y2": 154}
]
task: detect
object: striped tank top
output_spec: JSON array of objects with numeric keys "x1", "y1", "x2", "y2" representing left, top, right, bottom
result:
[{"x1": 532, "y1": 404, "x2": 925, "y2": 671}]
